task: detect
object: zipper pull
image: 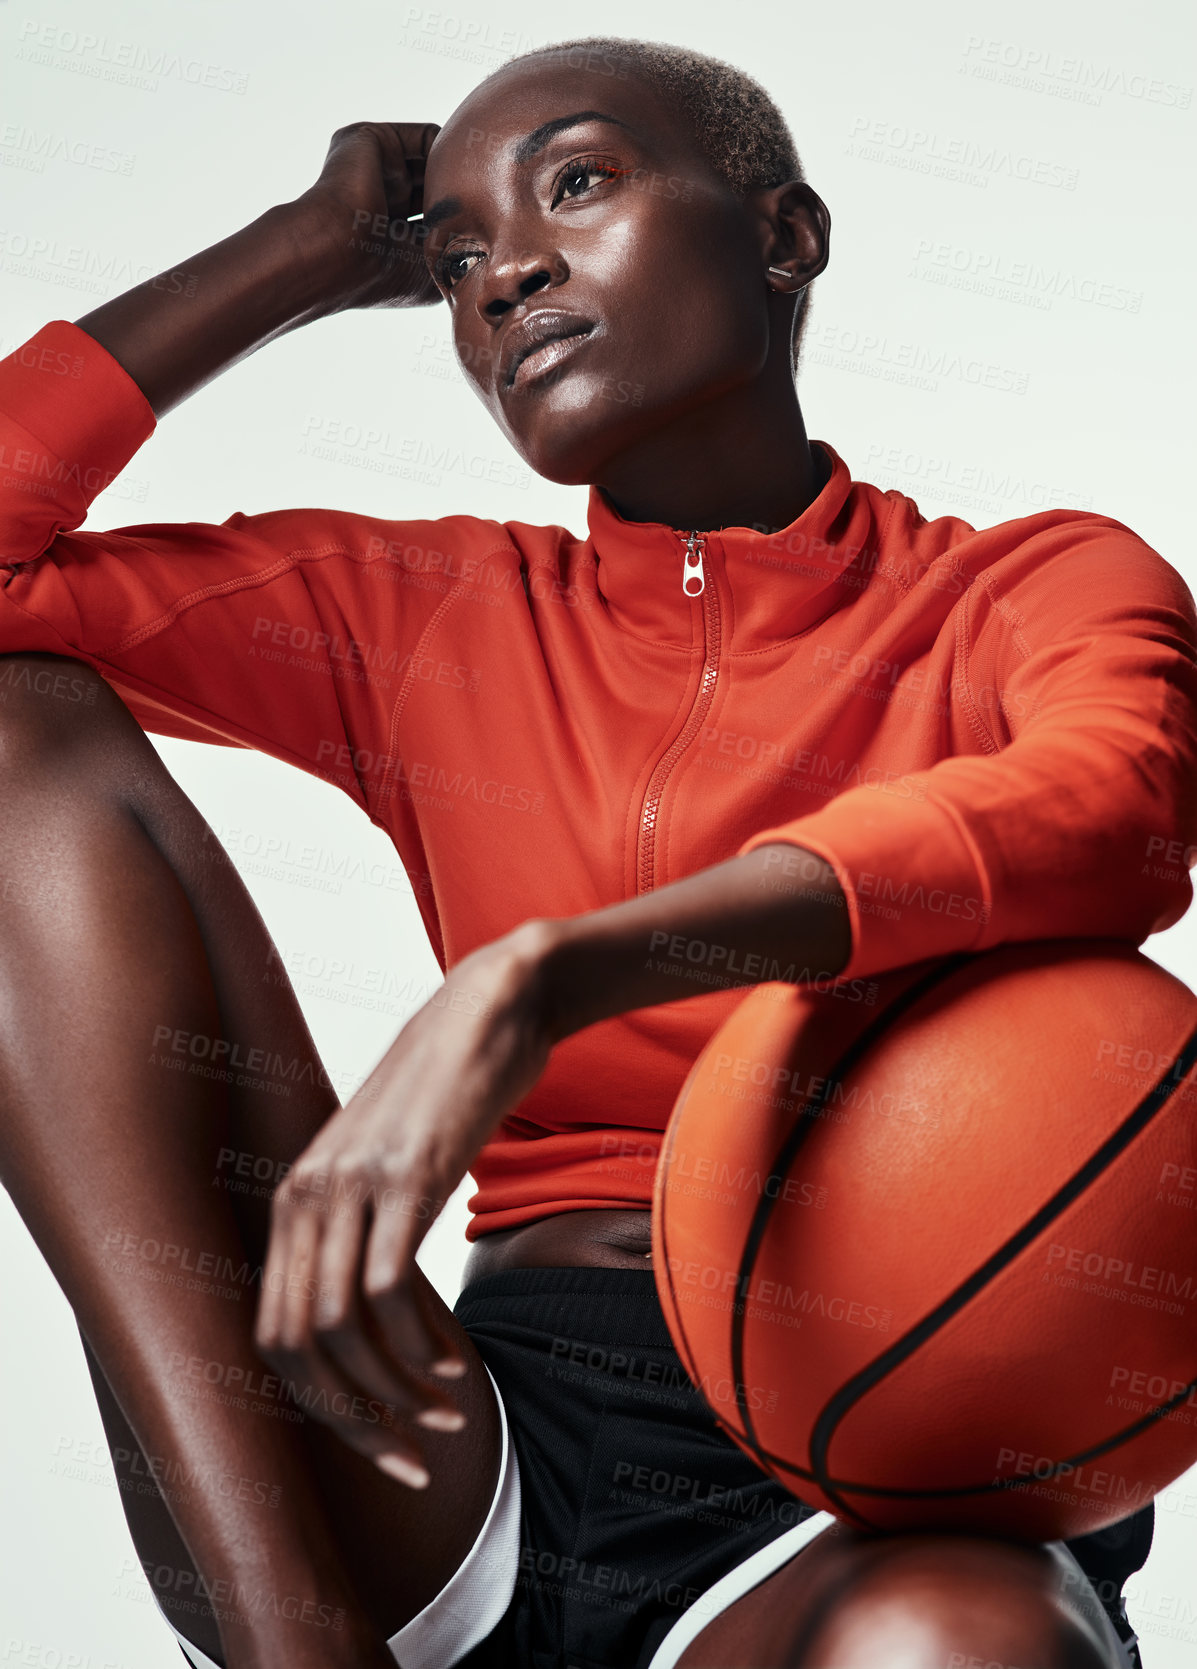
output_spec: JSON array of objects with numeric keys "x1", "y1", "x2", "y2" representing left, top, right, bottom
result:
[{"x1": 682, "y1": 531, "x2": 706, "y2": 597}]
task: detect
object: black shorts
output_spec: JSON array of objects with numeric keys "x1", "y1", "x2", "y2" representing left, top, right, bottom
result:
[{"x1": 449, "y1": 1266, "x2": 1152, "y2": 1669}]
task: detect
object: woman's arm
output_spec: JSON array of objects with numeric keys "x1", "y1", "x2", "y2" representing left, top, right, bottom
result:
[
  {"x1": 74, "y1": 120, "x2": 441, "y2": 417},
  {"x1": 536, "y1": 842, "x2": 851, "y2": 1040},
  {"x1": 0, "y1": 123, "x2": 462, "y2": 796},
  {"x1": 537, "y1": 527, "x2": 1197, "y2": 1039}
]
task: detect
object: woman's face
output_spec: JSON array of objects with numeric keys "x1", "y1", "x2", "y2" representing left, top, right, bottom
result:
[{"x1": 420, "y1": 56, "x2": 787, "y2": 485}]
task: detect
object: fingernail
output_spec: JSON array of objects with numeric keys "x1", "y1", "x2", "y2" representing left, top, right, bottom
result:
[
  {"x1": 416, "y1": 1406, "x2": 467, "y2": 1432},
  {"x1": 377, "y1": 1453, "x2": 430, "y2": 1489},
  {"x1": 430, "y1": 1357, "x2": 467, "y2": 1378}
]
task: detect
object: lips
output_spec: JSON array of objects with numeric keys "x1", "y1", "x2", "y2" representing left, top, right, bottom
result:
[{"x1": 500, "y1": 309, "x2": 595, "y2": 391}]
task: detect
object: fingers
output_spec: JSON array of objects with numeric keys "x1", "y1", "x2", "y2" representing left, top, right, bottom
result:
[
  {"x1": 254, "y1": 1170, "x2": 464, "y2": 1484},
  {"x1": 389, "y1": 121, "x2": 442, "y2": 156},
  {"x1": 411, "y1": 1275, "x2": 469, "y2": 1379},
  {"x1": 386, "y1": 122, "x2": 442, "y2": 218},
  {"x1": 365, "y1": 1258, "x2": 468, "y2": 1385},
  {"x1": 355, "y1": 1175, "x2": 468, "y2": 1377},
  {"x1": 312, "y1": 1192, "x2": 465, "y2": 1424},
  {"x1": 256, "y1": 1178, "x2": 324, "y2": 1353},
  {"x1": 324, "y1": 120, "x2": 439, "y2": 218},
  {"x1": 311, "y1": 120, "x2": 446, "y2": 306}
]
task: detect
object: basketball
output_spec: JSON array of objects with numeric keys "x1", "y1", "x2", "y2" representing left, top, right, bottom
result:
[{"x1": 651, "y1": 939, "x2": 1197, "y2": 1542}]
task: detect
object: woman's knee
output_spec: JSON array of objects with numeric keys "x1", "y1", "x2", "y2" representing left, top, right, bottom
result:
[
  {"x1": 0, "y1": 653, "x2": 132, "y2": 768},
  {"x1": 788, "y1": 1535, "x2": 1117, "y2": 1669},
  {"x1": 0, "y1": 655, "x2": 164, "y2": 831}
]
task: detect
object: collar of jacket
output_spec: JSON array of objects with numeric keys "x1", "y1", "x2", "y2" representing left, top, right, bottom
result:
[{"x1": 585, "y1": 441, "x2": 876, "y2": 652}]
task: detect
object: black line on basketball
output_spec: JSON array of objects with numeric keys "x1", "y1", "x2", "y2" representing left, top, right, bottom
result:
[
  {"x1": 751, "y1": 1369, "x2": 1197, "y2": 1507},
  {"x1": 806, "y1": 1019, "x2": 1197, "y2": 1521},
  {"x1": 655, "y1": 1046, "x2": 712, "y2": 1396},
  {"x1": 728, "y1": 953, "x2": 971, "y2": 1467}
]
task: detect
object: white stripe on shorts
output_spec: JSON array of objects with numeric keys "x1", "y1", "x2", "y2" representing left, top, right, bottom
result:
[{"x1": 645, "y1": 1510, "x2": 835, "y2": 1668}]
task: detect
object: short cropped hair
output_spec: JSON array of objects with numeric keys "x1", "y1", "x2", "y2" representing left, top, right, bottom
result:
[{"x1": 498, "y1": 36, "x2": 814, "y2": 373}]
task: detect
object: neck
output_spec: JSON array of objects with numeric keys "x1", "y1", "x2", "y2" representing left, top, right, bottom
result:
[{"x1": 593, "y1": 369, "x2": 822, "y2": 535}]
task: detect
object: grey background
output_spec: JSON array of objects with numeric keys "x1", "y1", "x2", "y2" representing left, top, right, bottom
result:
[{"x1": 1, "y1": 0, "x2": 1194, "y2": 1660}]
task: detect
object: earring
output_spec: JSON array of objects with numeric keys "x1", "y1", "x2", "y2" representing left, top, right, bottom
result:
[{"x1": 768, "y1": 264, "x2": 789, "y2": 278}]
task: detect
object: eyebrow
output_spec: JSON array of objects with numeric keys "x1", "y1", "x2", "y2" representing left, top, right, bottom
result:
[
  {"x1": 421, "y1": 111, "x2": 637, "y2": 230},
  {"x1": 513, "y1": 110, "x2": 635, "y2": 165}
]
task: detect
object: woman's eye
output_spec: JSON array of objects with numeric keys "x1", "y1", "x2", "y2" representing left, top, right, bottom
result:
[
  {"x1": 435, "y1": 158, "x2": 621, "y2": 287},
  {"x1": 554, "y1": 160, "x2": 620, "y2": 204},
  {"x1": 439, "y1": 250, "x2": 482, "y2": 288}
]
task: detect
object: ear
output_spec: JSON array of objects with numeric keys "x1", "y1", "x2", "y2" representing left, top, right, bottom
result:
[{"x1": 754, "y1": 181, "x2": 831, "y2": 290}]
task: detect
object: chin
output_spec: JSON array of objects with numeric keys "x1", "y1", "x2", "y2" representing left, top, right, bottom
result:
[
  {"x1": 494, "y1": 377, "x2": 684, "y2": 486},
  {"x1": 518, "y1": 429, "x2": 641, "y2": 488}
]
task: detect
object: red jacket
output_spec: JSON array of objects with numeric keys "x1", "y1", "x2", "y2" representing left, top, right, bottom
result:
[{"x1": 3, "y1": 320, "x2": 1196, "y2": 1238}]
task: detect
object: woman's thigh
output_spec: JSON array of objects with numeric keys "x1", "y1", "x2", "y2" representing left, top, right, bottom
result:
[{"x1": 0, "y1": 654, "x2": 502, "y2": 1645}]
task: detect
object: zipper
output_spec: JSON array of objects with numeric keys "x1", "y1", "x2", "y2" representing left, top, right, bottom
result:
[
  {"x1": 636, "y1": 531, "x2": 722, "y2": 894},
  {"x1": 681, "y1": 530, "x2": 705, "y2": 597}
]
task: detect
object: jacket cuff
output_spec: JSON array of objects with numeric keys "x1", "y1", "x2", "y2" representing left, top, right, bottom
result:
[
  {"x1": 736, "y1": 781, "x2": 994, "y2": 983},
  {"x1": 0, "y1": 320, "x2": 157, "y2": 559}
]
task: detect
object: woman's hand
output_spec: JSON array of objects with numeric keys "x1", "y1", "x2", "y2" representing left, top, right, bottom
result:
[
  {"x1": 253, "y1": 920, "x2": 557, "y2": 1486},
  {"x1": 286, "y1": 120, "x2": 444, "y2": 314}
]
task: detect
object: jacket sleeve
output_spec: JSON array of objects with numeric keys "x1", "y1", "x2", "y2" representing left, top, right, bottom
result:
[
  {"x1": 0, "y1": 320, "x2": 469, "y2": 818},
  {"x1": 736, "y1": 519, "x2": 1197, "y2": 982}
]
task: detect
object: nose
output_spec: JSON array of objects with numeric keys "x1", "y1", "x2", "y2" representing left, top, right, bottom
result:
[{"x1": 476, "y1": 243, "x2": 566, "y2": 322}]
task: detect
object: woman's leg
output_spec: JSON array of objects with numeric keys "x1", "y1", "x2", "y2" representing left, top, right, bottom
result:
[
  {"x1": 0, "y1": 654, "x2": 500, "y2": 1666},
  {"x1": 673, "y1": 1520, "x2": 1128, "y2": 1668}
]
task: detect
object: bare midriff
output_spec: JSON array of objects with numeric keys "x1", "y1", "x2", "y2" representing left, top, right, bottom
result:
[{"x1": 461, "y1": 1207, "x2": 654, "y2": 1282}]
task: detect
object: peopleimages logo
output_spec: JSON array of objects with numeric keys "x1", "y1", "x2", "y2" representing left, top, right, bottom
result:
[
  {"x1": 666, "y1": 1254, "x2": 893, "y2": 1333},
  {"x1": 15, "y1": 20, "x2": 249, "y2": 93},
  {"x1": 250, "y1": 615, "x2": 481, "y2": 691},
  {"x1": 0, "y1": 230, "x2": 199, "y2": 300},
  {"x1": 0, "y1": 123, "x2": 136, "y2": 175},
  {"x1": 959, "y1": 35, "x2": 1192, "y2": 108},
  {"x1": 1045, "y1": 1242, "x2": 1196, "y2": 1301},
  {"x1": 806, "y1": 321, "x2": 1030, "y2": 396},
  {"x1": 910, "y1": 240, "x2": 1143, "y2": 314},
  {"x1": 847, "y1": 115, "x2": 1079, "y2": 191}
]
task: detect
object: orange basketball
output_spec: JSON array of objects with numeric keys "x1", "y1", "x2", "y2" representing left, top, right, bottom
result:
[{"x1": 651, "y1": 939, "x2": 1197, "y2": 1542}]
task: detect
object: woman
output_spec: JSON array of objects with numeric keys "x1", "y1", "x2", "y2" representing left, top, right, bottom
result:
[{"x1": 0, "y1": 33, "x2": 1187, "y2": 1669}]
